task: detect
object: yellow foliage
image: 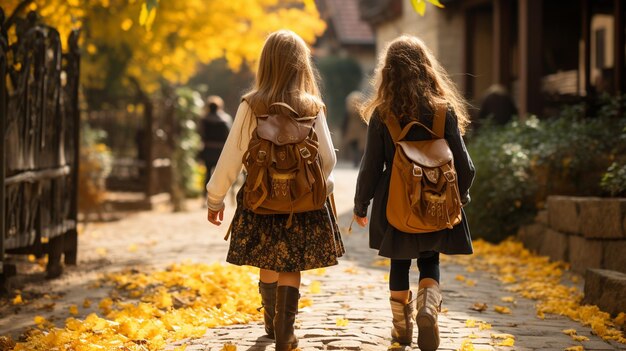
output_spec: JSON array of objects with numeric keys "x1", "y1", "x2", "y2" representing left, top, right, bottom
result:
[
  {"x1": 565, "y1": 346, "x2": 584, "y2": 351},
  {"x1": 447, "y1": 239, "x2": 626, "y2": 344},
  {"x1": 11, "y1": 263, "x2": 261, "y2": 350},
  {"x1": 4, "y1": 0, "x2": 326, "y2": 92},
  {"x1": 1, "y1": 1, "x2": 326, "y2": 93},
  {"x1": 69, "y1": 305, "x2": 79, "y2": 316}
]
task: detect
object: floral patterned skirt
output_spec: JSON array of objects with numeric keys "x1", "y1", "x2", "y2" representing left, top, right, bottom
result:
[{"x1": 226, "y1": 188, "x2": 345, "y2": 272}]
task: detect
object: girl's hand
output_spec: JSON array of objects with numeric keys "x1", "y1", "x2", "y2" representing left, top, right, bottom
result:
[
  {"x1": 353, "y1": 214, "x2": 368, "y2": 227},
  {"x1": 207, "y1": 207, "x2": 225, "y2": 226}
]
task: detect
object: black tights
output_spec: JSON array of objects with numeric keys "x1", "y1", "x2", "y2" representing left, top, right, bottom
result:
[{"x1": 389, "y1": 251, "x2": 440, "y2": 291}]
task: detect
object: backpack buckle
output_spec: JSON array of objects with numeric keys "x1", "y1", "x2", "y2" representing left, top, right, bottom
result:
[
  {"x1": 300, "y1": 147, "x2": 312, "y2": 159},
  {"x1": 444, "y1": 170, "x2": 455, "y2": 182},
  {"x1": 257, "y1": 150, "x2": 267, "y2": 162},
  {"x1": 412, "y1": 165, "x2": 423, "y2": 177}
]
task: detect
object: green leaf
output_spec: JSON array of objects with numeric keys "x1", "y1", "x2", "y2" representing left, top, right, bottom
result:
[{"x1": 411, "y1": 0, "x2": 427, "y2": 16}]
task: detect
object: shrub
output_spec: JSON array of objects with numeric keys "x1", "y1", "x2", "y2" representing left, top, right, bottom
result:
[
  {"x1": 601, "y1": 161, "x2": 626, "y2": 196},
  {"x1": 466, "y1": 99, "x2": 626, "y2": 242},
  {"x1": 78, "y1": 125, "x2": 113, "y2": 216},
  {"x1": 600, "y1": 125, "x2": 626, "y2": 196},
  {"x1": 170, "y1": 87, "x2": 205, "y2": 211}
]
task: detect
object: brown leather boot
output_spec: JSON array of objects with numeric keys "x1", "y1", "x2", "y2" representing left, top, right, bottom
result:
[
  {"x1": 416, "y1": 286, "x2": 442, "y2": 351},
  {"x1": 259, "y1": 281, "x2": 277, "y2": 339},
  {"x1": 274, "y1": 285, "x2": 299, "y2": 351},
  {"x1": 390, "y1": 291, "x2": 416, "y2": 345}
]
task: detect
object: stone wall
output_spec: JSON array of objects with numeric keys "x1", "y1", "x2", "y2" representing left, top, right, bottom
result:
[
  {"x1": 518, "y1": 196, "x2": 626, "y2": 275},
  {"x1": 517, "y1": 196, "x2": 626, "y2": 315}
]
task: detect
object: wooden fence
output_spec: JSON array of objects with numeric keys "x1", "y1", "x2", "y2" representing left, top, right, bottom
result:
[{"x1": 0, "y1": 9, "x2": 80, "y2": 285}]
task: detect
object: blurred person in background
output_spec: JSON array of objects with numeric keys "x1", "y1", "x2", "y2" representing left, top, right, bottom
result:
[
  {"x1": 199, "y1": 95, "x2": 232, "y2": 198},
  {"x1": 342, "y1": 91, "x2": 367, "y2": 167},
  {"x1": 477, "y1": 84, "x2": 517, "y2": 126}
]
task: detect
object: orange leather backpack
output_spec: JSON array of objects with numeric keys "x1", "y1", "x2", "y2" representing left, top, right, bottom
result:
[{"x1": 383, "y1": 103, "x2": 463, "y2": 233}]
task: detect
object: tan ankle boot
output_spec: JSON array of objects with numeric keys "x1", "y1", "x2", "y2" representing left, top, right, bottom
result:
[
  {"x1": 416, "y1": 286, "x2": 442, "y2": 351},
  {"x1": 274, "y1": 286, "x2": 299, "y2": 351},
  {"x1": 390, "y1": 292, "x2": 416, "y2": 345},
  {"x1": 259, "y1": 281, "x2": 277, "y2": 339}
]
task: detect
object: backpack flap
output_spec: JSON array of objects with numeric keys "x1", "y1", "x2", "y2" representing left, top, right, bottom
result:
[
  {"x1": 396, "y1": 139, "x2": 453, "y2": 168},
  {"x1": 256, "y1": 114, "x2": 315, "y2": 146}
]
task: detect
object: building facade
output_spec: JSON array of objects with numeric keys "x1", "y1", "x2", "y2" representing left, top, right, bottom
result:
[{"x1": 360, "y1": 0, "x2": 626, "y2": 117}]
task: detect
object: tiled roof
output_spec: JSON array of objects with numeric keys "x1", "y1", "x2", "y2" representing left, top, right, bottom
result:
[{"x1": 322, "y1": 0, "x2": 375, "y2": 45}]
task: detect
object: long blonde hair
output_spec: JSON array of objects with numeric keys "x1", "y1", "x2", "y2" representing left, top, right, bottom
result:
[
  {"x1": 361, "y1": 35, "x2": 471, "y2": 134},
  {"x1": 244, "y1": 30, "x2": 324, "y2": 117}
]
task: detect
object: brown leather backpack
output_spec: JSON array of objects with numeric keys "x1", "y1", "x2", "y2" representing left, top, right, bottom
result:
[
  {"x1": 242, "y1": 102, "x2": 327, "y2": 227},
  {"x1": 384, "y1": 103, "x2": 463, "y2": 233}
]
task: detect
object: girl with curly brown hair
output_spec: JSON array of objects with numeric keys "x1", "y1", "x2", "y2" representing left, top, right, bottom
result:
[{"x1": 353, "y1": 35, "x2": 475, "y2": 350}]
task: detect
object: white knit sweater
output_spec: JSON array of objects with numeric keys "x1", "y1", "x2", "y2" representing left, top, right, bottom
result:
[{"x1": 205, "y1": 100, "x2": 336, "y2": 211}]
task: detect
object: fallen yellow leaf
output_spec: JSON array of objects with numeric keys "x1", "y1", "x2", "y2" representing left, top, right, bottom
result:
[
  {"x1": 478, "y1": 322, "x2": 492, "y2": 330},
  {"x1": 309, "y1": 281, "x2": 321, "y2": 294},
  {"x1": 336, "y1": 318, "x2": 349, "y2": 327},
  {"x1": 470, "y1": 302, "x2": 487, "y2": 312},
  {"x1": 456, "y1": 274, "x2": 466, "y2": 282},
  {"x1": 572, "y1": 335, "x2": 589, "y2": 342},
  {"x1": 496, "y1": 337, "x2": 515, "y2": 347},
  {"x1": 465, "y1": 319, "x2": 476, "y2": 328},
  {"x1": 33, "y1": 315, "x2": 46, "y2": 325},
  {"x1": 69, "y1": 304, "x2": 79, "y2": 315},
  {"x1": 500, "y1": 296, "x2": 515, "y2": 303},
  {"x1": 83, "y1": 298, "x2": 92, "y2": 308},
  {"x1": 494, "y1": 305, "x2": 512, "y2": 314},
  {"x1": 299, "y1": 297, "x2": 312, "y2": 308},
  {"x1": 12, "y1": 294, "x2": 23, "y2": 305},
  {"x1": 221, "y1": 342, "x2": 236, "y2": 351},
  {"x1": 565, "y1": 346, "x2": 583, "y2": 351},
  {"x1": 562, "y1": 329, "x2": 577, "y2": 336}
]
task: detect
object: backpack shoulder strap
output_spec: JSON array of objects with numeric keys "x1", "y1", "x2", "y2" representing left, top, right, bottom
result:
[
  {"x1": 383, "y1": 116, "x2": 402, "y2": 142},
  {"x1": 432, "y1": 103, "x2": 448, "y2": 139}
]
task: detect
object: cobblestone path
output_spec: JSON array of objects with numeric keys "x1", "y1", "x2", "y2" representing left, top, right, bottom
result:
[{"x1": 1, "y1": 167, "x2": 624, "y2": 351}]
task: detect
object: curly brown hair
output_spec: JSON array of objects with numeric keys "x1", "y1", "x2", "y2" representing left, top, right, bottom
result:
[{"x1": 361, "y1": 35, "x2": 471, "y2": 135}]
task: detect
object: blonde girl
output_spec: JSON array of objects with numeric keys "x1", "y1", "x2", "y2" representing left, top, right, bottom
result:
[
  {"x1": 353, "y1": 35, "x2": 475, "y2": 350},
  {"x1": 206, "y1": 30, "x2": 344, "y2": 351}
]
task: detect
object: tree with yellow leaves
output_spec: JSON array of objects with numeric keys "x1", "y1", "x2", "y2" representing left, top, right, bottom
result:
[{"x1": 2, "y1": 0, "x2": 326, "y2": 101}]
